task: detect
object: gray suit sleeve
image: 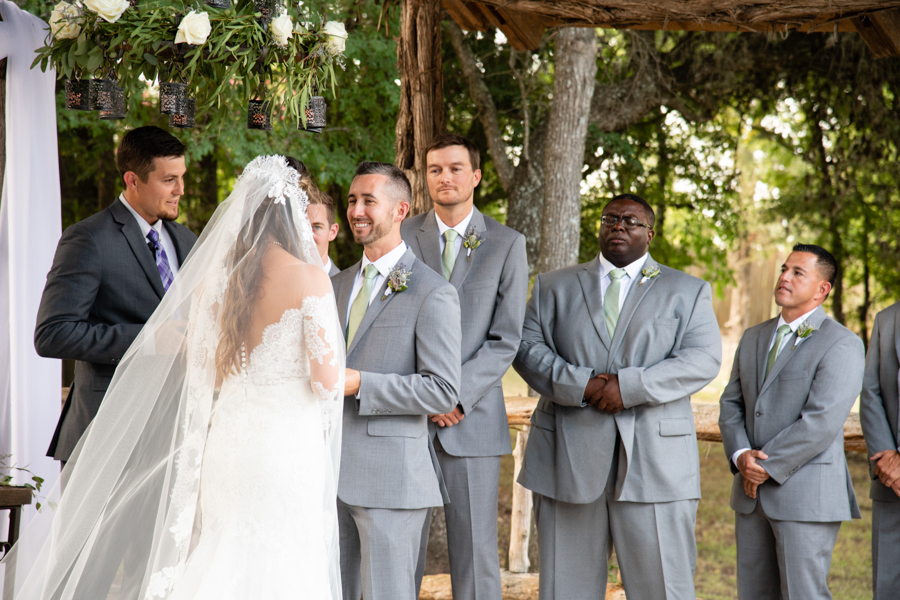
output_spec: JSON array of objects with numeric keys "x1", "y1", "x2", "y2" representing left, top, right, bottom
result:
[
  {"x1": 618, "y1": 281, "x2": 722, "y2": 408},
  {"x1": 458, "y1": 235, "x2": 528, "y2": 414},
  {"x1": 513, "y1": 275, "x2": 594, "y2": 407},
  {"x1": 860, "y1": 314, "x2": 897, "y2": 457},
  {"x1": 34, "y1": 226, "x2": 142, "y2": 363},
  {"x1": 718, "y1": 340, "x2": 751, "y2": 474},
  {"x1": 760, "y1": 334, "x2": 865, "y2": 485},
  {"x1": 357, "y1": 285, "x2": 461, "y2": 416}
]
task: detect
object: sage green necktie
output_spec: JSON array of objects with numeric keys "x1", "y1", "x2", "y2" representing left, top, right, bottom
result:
[
  {"x1": 442, "y1": 229, "x2": 460, "y2": 280},
  {"x1": 765, "y1": 324, "x2": 793, "y2": 379},
  {"x1": 347, "y1": 264, "x2": 379, "y2": 349},
  {"x1": 603, "y1": 268, "x2": 627, "y2": 338}
]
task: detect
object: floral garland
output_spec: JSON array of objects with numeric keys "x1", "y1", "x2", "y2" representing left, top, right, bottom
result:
[{"x1": 36, "y1": 0, "x2": 348, "y2": 129}]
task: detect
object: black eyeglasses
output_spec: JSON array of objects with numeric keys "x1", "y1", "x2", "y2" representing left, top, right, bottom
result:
[{"x1": 600, "y1": 214, "x2": 652, "y2": 230}]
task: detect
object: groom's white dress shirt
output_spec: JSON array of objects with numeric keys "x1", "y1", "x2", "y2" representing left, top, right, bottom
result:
[
  {"x1": 347, "y1": 241, "x2": 409, "y2": 316},
  {"x1": 120, "y1": 195, "x2": 181, "y2": 275}
]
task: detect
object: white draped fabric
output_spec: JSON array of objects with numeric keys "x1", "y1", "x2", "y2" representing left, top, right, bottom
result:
[{"x1": 0, "y1": 0, "x2": 62, "y2": 519}]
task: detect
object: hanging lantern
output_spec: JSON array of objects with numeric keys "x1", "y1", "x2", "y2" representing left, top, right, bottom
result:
[
  {"x1": 159, "y1": 81, "x2": 189, "y2": 115},
  {"x1": 93, "y1": 79, "x2": 120, "y2": 112},
  {"x1": 253, "y1": 0, "x2": 275, "y2": 25},
  {"x1": 204, "y1": 0, "x2": 231, "y2": 7},
  {"x1": 99, "y1": 84, "x2": 127, "y2": 120},
  {"x1": 88, "y1": 78, "x2": 109, "y2": 110},
  {"x1": 170, "y1": 97, "x2": 196, "y2": 129},
  {"x1": 247, "y1": 99, "x2": 272, "y2": 131},
  {"x1": 65, "y1": 79, "x2": 91, "y2": 111},
  {"x1": 298, "y1": 96, "x2": 326, "y2": 133}
]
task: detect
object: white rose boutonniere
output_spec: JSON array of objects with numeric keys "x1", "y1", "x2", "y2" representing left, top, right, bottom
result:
[
  {"x1": 175, "y1": 10, "x2": 212, "y2": 46},
  {"x1": 84, "y1": 0, "x2": 129, "y2": 23},
  {"x1": 381, "y1": 264, "x2": 411, "y2": 301},
  {"x1": 638, "y1": 264, "x2": 660, "y2": 286},
  {"x1": 791, "y1": 320, "x2": 818, "y2": 350},
  {"x1": 322, "y1": 21, "x2": 348, "y2": 55},
  {"x1": 270, "y1": 14, "x2": 293, "y2": 47},
  {"x1": 50, "y1": 1, "x2": 82, "y2": 40}
]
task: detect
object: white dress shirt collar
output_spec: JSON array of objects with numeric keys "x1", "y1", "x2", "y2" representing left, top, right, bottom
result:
[
  {"x1": 598, "y1": 252, "x2": 648, "y2": 282},
  {"x1": 119, "y1": 195, "x2": 180, "y2": 273},
  {"x1": 771, "y1": 307, "x2": 820, "y2": 350},
  {"x1": 120, "y1": 195, "x2": 162, "y2": 238},
  {"x1": 435, "y1": 208, "x2": 474, "y2": 239},
  {"x1": 360, "y1": 241, "x2": 409, "y2": 278},
  {"x1": 321, "y1": 256, "x2": 335, "y2": 274}
]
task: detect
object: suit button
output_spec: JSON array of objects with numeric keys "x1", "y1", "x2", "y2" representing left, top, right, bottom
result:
[{"x1": 755, "y1": 412, "x2": 761, "y2": 416}]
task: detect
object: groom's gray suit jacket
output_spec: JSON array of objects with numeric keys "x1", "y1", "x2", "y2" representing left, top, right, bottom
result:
[
  {"x1": 860, "y1": 301, "x2": 900, "y2": 503},
  {"x1": 514, "y1": 255, "x2": 721, "y2": 504},
  {"x1": 401, "y1": 208, "x2": 528, "y2": 457},
  {"x1": 719, "y1": 305, "x2": 864, "y2": 521},
  {"x1": 35, "y1": 199, "x2": 197, "y2": 461},
  {"x1": 332, "y1": 248, "x2": 462, "y2": 509}
]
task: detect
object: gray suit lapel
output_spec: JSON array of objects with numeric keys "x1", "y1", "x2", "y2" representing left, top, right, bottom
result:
[
  {"x1": 416, "y1": 212, "x2": 442, "y2": 273},
  {"x1": 759, "y1": 306, "x2": 828, "y2": 396},
  {"x1": 346, "y1": 248, "x2": 417, "y2": 357},
  {"x1": 756, "y1": 319, "x2": 778, "y2": 391},
  {"x1": 448, "y1": 208, "x2": 484, "y2": 289},
  {"x1": 334, "y1": 261, "x2": 358, "y2": 328},
  {"x1": 577, "y1": 258, "x2": 611, "y2": 350},
  {"x1": 110, "y1": 201, "x2": 165, "y2": 299},
  {"x1": 609, "y1": 256, "x2": 659, "y2": 358}
]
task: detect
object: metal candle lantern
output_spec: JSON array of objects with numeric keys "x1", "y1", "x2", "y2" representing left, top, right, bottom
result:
[
  {"x1": 247, "y1": 99, "x2": 272, "y2": 131},
  {"x1": 99, "y1": 84, "x2": 127, "y2": 120},
  {"x1": 159, "y1": 82, "x2": 189, "y2": 115},
  {"x1": 204, "y1": 0, "x2": 231, "y2": 8},
  {"x1": 298, "y1": 96, "x2": 326, "y2": 133},
  {"x1": 170, "y1": 98, "x2": 196, "y2": 129},
  {"x1": 65, "y1": 79, "x2": 91, "y2": 111},
  {"x1": 93, "y1": 79, "x2": 119, "y2": 112},
  {"x1": 253, "y1": 0, "x2": 275, "y2": 25}
]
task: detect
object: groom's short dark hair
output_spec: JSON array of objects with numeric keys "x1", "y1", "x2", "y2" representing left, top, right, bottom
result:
[
  {"x1": 792, "y1": 243, "x2": 837, "y2": 287},
  {"x1": 117, "y1": 126, "x2": 186, "y2": 182},
  {"x1": 607, "y1": 193, "x2": 656, "y2": 228},
  {"x1": 354, "y1": 162, "x2": 411, "y2": 206}
]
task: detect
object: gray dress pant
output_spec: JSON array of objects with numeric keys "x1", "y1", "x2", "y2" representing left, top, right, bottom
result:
[
  {"x1": 735, "y1": 500, "x2": 841, "y2": 600},
  {"x1": 872, "y1": 500, "x2": 900, "y2": 600},
  {"x1": 338, "y1": 498, "x2": 428, "y2": 600}
]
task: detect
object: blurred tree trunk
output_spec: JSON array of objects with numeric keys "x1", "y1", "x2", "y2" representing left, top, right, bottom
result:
[
  {"x1": 0, "y1": 57, "x2": 6, "y2": 197},
  {"x1": 183, "y1": 149, "x2": 219, "y2": 234},
  {"x1": 395, "y1": 0, "x2": 443, "y2": 215},
  {"x1": 535, "y1": 28, "x2": 597, "y2": 274}
]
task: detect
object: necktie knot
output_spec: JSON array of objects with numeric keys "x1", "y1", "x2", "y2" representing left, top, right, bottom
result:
[
  {"x1": 777, "y1": 324, "x2": 792, "y2": 335},
  {"x1": 444, "y1": 229, "x2": 459, "y2": 243},
  {"x1": 363, "y1": 264, "x2": 379, "y2": 281},
  {"x1": 609, "y1": 268, "x2": 626, "y2": 281},
  {"x1": 146, "y1": 228, "x2": 160, "y2": 248}
]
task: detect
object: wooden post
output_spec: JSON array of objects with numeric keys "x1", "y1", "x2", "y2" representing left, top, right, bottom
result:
[
  {"x1": 395, "y1": 0, "x2": 443, "y2": 215},
  {"x1": 508, "y1": 426, "x2": 533, "y2": 573}
]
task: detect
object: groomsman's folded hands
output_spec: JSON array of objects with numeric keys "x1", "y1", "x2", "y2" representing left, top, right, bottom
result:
[{"x1": 584, "y1": 373, "x2": 624, "y2": 414}]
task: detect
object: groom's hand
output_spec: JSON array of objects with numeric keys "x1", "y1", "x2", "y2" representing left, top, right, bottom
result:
[
  {"x1": 344, "y1": 368, "x2": 361, "y2": 396},
  {"x1": 430, "y1": 406, "x2": 465, "y2": 427},
  {"x1": 595, "y1": 374, "x2": 624, "y2": 414}
]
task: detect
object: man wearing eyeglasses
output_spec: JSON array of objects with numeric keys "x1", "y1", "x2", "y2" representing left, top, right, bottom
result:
[{"x1": 513, "y1": 193, "x2": 721, "y2": 600}]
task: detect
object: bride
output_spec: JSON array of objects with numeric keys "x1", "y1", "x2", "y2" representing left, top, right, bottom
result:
[{"x1": 0, "y1": 156, "x2": 344, "y2": 600}]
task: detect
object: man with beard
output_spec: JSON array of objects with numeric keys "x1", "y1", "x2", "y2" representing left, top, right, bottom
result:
[
  {"x1": 332, "y1": 161, "x2": 462, "y2": 600},
  {"x1": 403, "y1": 134, "x2": 528, "y2": 600},
  {"x1": 513, "y1": 194, "x2": 721, "y2": 600},
  {"x1": 36, "y1": 125, "x2": 197, "y2": 464}
]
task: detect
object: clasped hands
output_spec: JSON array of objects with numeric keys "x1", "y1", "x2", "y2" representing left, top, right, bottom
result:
[
  {"x1": 736, "y1": 450, "x2": 770, "y2": 499},
  {"x1": 870, "y1": 449, "x2": 900, "y2": 498},
  {"x1": 584, "y1": 373, "x2": 625, "y2": 414}
]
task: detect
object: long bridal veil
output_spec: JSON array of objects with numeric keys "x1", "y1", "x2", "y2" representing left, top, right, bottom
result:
[{"x1": 0, "y1": 156, "x2": 344, "y2": 600}]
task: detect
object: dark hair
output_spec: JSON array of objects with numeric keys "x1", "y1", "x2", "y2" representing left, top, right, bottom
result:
[
  {"x1": 116, "y1": 126, "x2": 186, "y2": 182},
  {"x1": 792, "y1": 243, "x2": 837, "y2": 287},
  {"x1": 425, "y1": 133, "x2": 481, "y2": 171},
  {"x1": 284, "y1": 156, "x2": 334, "y2": 224},
  {"x1": 354, "y1": 161, "x2": 411, "y2": 205},
  {"x1": 605, "y1": 193, "x2": 656, "y2": 228}
]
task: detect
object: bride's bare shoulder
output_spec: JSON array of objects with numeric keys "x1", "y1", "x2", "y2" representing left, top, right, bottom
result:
[{"x1": 263, "y1": 248, "x2": 331, "y2": 294}]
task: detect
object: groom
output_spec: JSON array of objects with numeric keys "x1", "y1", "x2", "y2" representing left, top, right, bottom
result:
[{"x1": 333, "y1": 161, "x2": 462, "y2": 600}]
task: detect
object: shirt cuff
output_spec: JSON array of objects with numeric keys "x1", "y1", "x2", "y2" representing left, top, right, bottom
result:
[{"x1": 732, "y1": 448, "x2": 751, "y2": 467}]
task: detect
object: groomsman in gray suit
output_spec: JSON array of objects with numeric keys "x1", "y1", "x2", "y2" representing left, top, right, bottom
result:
[
  {"x1": 332, "y1": 162, "x2": 462, "y2": 600},
  {"x1": 719, "y1": 244, "x2": 864, "y2": 600},
  {"x1": 860, "y1": 299, "x2": 900, "y2": 600},
  {"x1": 514, "y1": 194, "x2": 721, "y2": 600},
  {"x1": 404, "y1": 134, "x2": 528, "y2": 600}
]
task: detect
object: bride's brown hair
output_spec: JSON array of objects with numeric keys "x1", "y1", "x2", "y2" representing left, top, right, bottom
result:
[{"x1": 215, "y1": 161, "x2": 313, "y2": 377}]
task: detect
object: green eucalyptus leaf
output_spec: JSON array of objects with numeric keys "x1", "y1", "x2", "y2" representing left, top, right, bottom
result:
[{"x1": 144, "y1": 53, "x2": 158, "y2": 65}]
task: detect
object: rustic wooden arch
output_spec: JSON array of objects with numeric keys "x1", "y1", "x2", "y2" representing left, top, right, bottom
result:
[{"x1": 395, "y1": 0, "x2": 900, "y2": 212}]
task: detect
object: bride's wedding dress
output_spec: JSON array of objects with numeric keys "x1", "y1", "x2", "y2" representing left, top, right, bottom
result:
[{"x1": 167, "y1": 297, "x2": 341, "y2": 600}]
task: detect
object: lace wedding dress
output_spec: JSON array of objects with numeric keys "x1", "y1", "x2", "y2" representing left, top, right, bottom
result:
[{"x1": 167, "y1": 297, "x2": 342, "y2": 600}]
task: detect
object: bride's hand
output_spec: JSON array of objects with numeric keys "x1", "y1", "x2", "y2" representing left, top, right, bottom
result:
[{"x1": 344, "y1": 368, "x2": 361, "y2": 396}]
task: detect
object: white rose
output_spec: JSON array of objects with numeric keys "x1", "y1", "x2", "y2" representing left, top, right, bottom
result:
[
  {"x1": 270, "y1": 14, "x2": 293, "y2": 47},
  {"x1": 50, "y1": 1, "x2": 82, "y2": 40},
  {"x1": 84, "y1": 0, "x2": 129, "y2": 24},
  {"x1": 175, "y1": 11, "x2": 211, "y2": 46},
  {"x1": 322, "y1": 21, "x2": 347, "y2": 55}
]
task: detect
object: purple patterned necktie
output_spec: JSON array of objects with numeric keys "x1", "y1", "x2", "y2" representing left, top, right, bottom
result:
[{"x1": 146, "y1": 228, "x2": 174, "y2": 291}]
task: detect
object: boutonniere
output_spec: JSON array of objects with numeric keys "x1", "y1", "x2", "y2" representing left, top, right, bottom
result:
[
  {"x1": 381, "y1": 263, "x2": 411, "y2": 300},
  {"x1": 463, "y1": 226, "x2": 483, "y2": 261},
  {"x1": 638, "y1": 264, "x2": 660, "y2": 286},
  {"x1": 791, "y1": 320, "x2": 818, "y2": 350}
]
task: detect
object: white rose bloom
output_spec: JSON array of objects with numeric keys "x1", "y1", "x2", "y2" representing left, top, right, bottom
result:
[
  {"x1": 50, "y1": 1, "x2": 82, "y2": 40},
  {"x1": 84, "y1": 0, "x2": 129, "y2": 24},
  {"x1": 322, "y1": 21, "x2": 347, "y2": 55},
  {"x1": 270, "y1": 14, "x2": 293, "y2": 47},
  {"x1": 175, "y1": 11, "x2": 212, "y2": 45}
]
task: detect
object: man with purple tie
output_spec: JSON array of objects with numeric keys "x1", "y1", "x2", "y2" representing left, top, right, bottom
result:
[{"x1": 36, "y1": 126, "x2": 197, "y2": 463}]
